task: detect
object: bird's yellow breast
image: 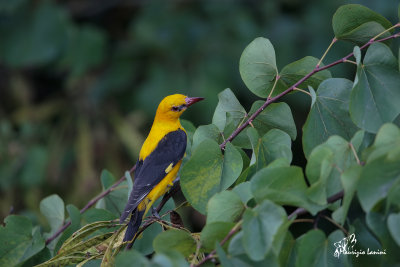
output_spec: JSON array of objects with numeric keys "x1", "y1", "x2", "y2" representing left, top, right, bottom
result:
[{"x1": 139, "y1": 119, "x2": 185, "y2": 160}]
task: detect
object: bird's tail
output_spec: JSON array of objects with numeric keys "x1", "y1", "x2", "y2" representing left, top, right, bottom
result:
[{"x1": 123, "y1": 208, "x2": 145, "y2": 244}]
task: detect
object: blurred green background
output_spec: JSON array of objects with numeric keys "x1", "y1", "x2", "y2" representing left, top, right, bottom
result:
[{"x1": 0, "y1": 0, "x2": 398, "y2": 221}]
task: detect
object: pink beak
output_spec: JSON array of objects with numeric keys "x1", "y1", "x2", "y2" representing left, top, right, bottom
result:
[{"x1": 185, "y1": 97, "x2": 205, "y2": 107}]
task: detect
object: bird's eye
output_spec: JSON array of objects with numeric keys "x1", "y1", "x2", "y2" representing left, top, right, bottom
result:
[{"x1": 172, "y1": 106, "x2": 179, "y2": 111}]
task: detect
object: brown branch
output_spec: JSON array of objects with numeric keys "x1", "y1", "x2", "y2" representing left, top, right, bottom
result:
[
  {"x1": 219, "y1": 32, "x2": 400, "y2": 151},
  {"x1": 45, "y1": 165, "x2": 136, "y2": 245},
  {"x1": 288, "y1": 190, "x2": 344, "y2": 220}
]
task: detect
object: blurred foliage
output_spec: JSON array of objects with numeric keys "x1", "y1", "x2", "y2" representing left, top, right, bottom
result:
[{"x1": 0, "y1": 0, "x2": 398, "y2": 227}]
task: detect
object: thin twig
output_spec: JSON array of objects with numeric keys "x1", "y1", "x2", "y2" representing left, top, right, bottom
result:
[
  {"x1": 322, "y1": 215, "x2": 349, "y2": 235},
  {"x1": 45, "y1": 165, "x2": 136, "y2": 245},
  {"x1": 292, "y1": 218, "x2": 314, "y2": 224},
  {"x1": 219, "y1": 32, "x2": 400, "y2": 151}
]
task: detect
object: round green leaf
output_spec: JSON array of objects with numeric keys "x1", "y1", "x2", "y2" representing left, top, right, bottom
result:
[
  {"x1": 40, "y1": 194, "x2": 65, "y2": 236},
  {"x1": 115, "y1": 250, "x2": 150, "y2": 267},
  {"x1": 220, "y1": 142, "x2": 243, "y2": 190},
  {"x1": 280, "y1": 56, "x2": 331, "y2": 90},
  {"x1": 350, "y1": 43, "x2": 400, "y2": 133},
  {"x1": 206, "y1": 190, "x2": 244, "y2": 224},
  {"x1": 332, "y1": 4, "x2": 393, "y2": 44},
  {"x1": 239, "y1": 37, "x2": 278, "y2": 98},
  {"x1": 242, "y1": 200, "x2": 287, "y2": 261},
  {"x1": 357, "y1": 155, "x2": 400, "y2": 212},
  {"x1": 200, "y1": 222, "x2": 235, "y2": 251},
  {"x1": 212, "y1": 88, "x2": 246, "y2": 132},
  {"x1": 153, "y1": 229, "x2": 196, "y2": 257},
  {"x1": 181, "y1": 139, "x2": 223, "y2": 214},
  {"x1": 251, "y1": 166, "x2": 322, "y2": 215},
  {"x1": 388, "y1": 213, "x2": 400, "y2": 246},
  {"x1": 192, "y1": 124, "x2": 222, "y2": 151},
  {"x1": 0, "y1": 215, "x2": 45, "y2": 266},
  {"x1": 249, "y1": 101, "x2": 297, "y2": 140},
  {"x1": 302, "y1": 78, "x2": 358, "y2": 157}
]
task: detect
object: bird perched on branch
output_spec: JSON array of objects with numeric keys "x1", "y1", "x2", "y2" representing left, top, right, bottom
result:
[{"x1": 120, "y1": 94, "x2": 204, "y2": 246}]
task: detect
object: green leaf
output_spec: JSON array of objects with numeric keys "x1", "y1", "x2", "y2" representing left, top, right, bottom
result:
[
  {"x1": 212, "y1": 88, "x2": 247, "y2": 132},
  {"x1": 251, "y1": 166, "x2": 322, "y2": 215},
  {"x1": 350, "y1": 43, "x2": 400, "y2": 133},
  {"x1": 135, "y1": 223, "x2": 162, "y2": 255},
  {"x1": 58, "y1": 220, "x2": 116, "y2": 254},
  {"x1": 239, "y1": 37, "x2": 278, "y2": 98},
  {"x1": 249, "y1": 101, "x2": 296, "y2": 140},
  {"x1": 55, "y1": 204, "x2": 81, "y2": 253},
  {"x1": 261, "y1": 129, "x2": 292, "y2": 164},
  {"x1": 305, "y1": 146, "x2": 334, "y2": 205},
  {"x1": 82, "y1": 208, "x2": 117, "y2": 223},
  {"x1": 280, "y1": 56, "x2": 331, "y2": 90},
  {"x1": 192, "y1": 124, "x2": 222, "y2": 151},
  {"x1": 115, "y1": 250, "x2": 150, "y2": 267},
  {"x1": 181, "y1": 139, "x2": 223, "y2": 214},
  {"x1": 206, "y1": 191, "x2": 244, "y2": 224},
  {"x1": 357, "y1": 154, "x2": 400, "y2": 212},
  {"x1": 220, "y1": 142, "x2": 243, "y2": 190},
  {"x1": 296, "y1": 230, "x2": 349, "y2": 267},
  {"x1": 40, "y1": 194, "x2": 65, "y2": 237},
  {"x1": 303, "y1": 78, "x2": 358, "y2": 157},
  {"x1": 100, "y1": 169, "x2": 115, "y2": 189},
  {"x1": 181, "y1": 139, "x2": 242, "y2": 214},
  {"x1": 200, "y1": 222, "x2": 235, "y2": 251},
  {"x1": 152, "y1": 251, "x2": 189, "y2": 267},
  {"x1": 366, "y1": 211, "x2": 400, "y2": 263},
  {"x1": 307, "y1": 135, "x2": 360, "y2": 200},
  {"x1": 332, "y1": 4, "x2": 393, "y2": 44},
  {"x1": 362, "y1": 123, "x2": 400, "y2": 163},
  {"x1": 388, "y1": 213, "x2": 400, "y2": 246},
  {"x1": 278, "y1": 232, "x2": 296, "y2": 267},
  {"x1": 232, "y1": 181, "x2": 253, "y2": 204},
  {"x1": 153, "y1": 229, "x2": 196, "y2": 257},
  {"x1": 247, "y1": 127, "x2": 292, "y2": 172},
  {"x1": 332, "y1": 165, "x2": 362, "y2": 225},
  {"x1": 98, "y1": 170, "x2": 129, "y2": 216},
  {"x1": 215, "y1": 242, "x2": 233, "y2": 267},
  {"x1": 242, "y1": 200, "x2": 287, "y2": 261},
  {"x1": 0, "y1": 215, "x2": 45, "y2": 266}
]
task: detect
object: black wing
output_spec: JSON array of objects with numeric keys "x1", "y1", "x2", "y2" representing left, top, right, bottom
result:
[{"x1": 120, "y1": 129, "x2": 186, "y2": 222}]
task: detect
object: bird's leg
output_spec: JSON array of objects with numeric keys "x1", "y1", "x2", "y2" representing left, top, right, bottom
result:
[{"x1": 151, "y1": 206, "x2": 161, "y2": 219}]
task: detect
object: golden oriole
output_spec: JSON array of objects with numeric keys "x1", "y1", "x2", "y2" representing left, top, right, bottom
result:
[{"x1": 120, "y1": 94, "x2": 204, "y2": 244}]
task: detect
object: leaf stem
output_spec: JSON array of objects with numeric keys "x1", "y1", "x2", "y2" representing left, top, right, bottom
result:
[
  {"x1": 316, "y1": 37, "x2": 337, "y2": 68},
  {"x1": 294, "y1": 87, "x2": 312, "y2": 97},
  {"x1": 349, "y1": 143, "x2": 361, "y2": 165},
  {"x1": 343, "y1": 59, "x2": 357, "y2": 65},
  {"x1": 267, "y1": 74, "x2": 281, "y2": 100},
  {"x1": 322, "y1": 215, "x2": 349, "y2": 236},
  {"x1": 371, "y1": 22, "x2": 400, "y2": 41}
]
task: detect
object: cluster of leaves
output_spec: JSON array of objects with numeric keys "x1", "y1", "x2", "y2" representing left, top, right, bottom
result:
[{"x1": 1, "y1": 3, "x2": 400, "y2": 267}]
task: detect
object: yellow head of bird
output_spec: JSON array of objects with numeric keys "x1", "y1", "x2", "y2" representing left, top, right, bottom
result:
[{"x1": 155, "y1": 94, "x2": 204, "y2": 121}]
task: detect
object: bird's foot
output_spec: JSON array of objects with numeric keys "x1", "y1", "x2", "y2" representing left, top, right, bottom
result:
[{"x1": 151, "y1": 207, "x2": 161, "y2": 219}]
